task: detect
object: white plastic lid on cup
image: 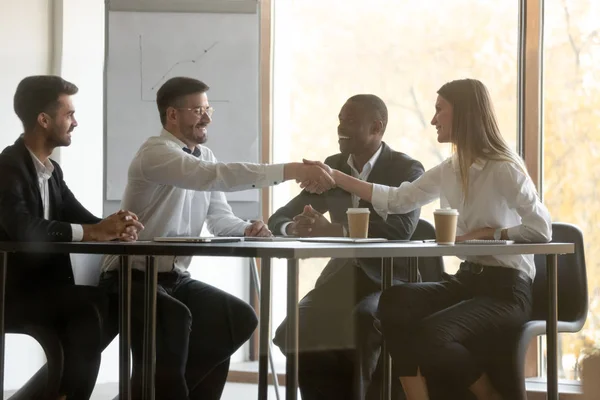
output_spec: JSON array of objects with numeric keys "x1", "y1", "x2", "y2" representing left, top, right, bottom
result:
[
  {"x1": 346, "y1": 208, "x2": 370, "y2": 214},
  {"x1": 434, "y1": 207, "x2": 459, "y2": 216}
]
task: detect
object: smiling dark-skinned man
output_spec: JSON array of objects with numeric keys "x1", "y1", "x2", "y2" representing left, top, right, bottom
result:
[{"x1": 268, "y1": 94, "x2": 425, "y2": 400}]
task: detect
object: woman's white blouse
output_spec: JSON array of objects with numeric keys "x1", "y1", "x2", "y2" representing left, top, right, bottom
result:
[{"x1": 371, "y1": 157, "x2": 552, "y2": 280}]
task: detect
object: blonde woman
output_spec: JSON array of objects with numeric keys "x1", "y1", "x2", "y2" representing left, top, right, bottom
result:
[{"x1": 303, "y1": 78, "x2": 552, "y2": 400}]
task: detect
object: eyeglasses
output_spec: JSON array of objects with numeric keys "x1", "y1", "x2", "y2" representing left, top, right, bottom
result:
[{"x1": 177, "y1": 106, "x2": 214, "y2": 117}]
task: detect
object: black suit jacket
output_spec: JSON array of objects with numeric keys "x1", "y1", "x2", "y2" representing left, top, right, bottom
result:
[
  {"x1": 268, "y1": 142, "x2": 425, "y2": 286},
  {"x1": 0, "y1": 137, "x2": 101, "y2": 295}
]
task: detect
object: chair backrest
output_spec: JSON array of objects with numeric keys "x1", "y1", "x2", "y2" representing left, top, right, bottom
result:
[
  {"x1": 411, "y1": 218, "x2": 445, "y2": 282},
  {"x1": 531, "y1": 222, "x2": 588, "y2": 328}
]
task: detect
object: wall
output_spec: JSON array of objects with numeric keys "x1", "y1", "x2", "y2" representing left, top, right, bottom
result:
[
  {"x1": 58, "y1": 0, "x2": 105, "y2": 215},
  {"x1": 0, "y1": 0, "x2": 52, "y2": 149},
  {"x1": 0, "y1": 0, "x2": 54, "y2": 390}
]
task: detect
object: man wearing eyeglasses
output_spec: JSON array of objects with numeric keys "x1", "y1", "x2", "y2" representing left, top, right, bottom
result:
[{"x1": 99, "y1": 76, "x2": 334, "y2": 400}]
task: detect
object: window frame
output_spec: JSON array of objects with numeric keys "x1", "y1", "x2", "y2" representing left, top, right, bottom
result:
[{"x1": 518, "y1": 0, "x2": 545, "y2": 378}]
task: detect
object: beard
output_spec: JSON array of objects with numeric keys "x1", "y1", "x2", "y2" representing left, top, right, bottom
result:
[
  {"x1": 49, "y1": 125, "x2": 73, "y2": 147},
  {"x1": 183, "y1": 122, "x2": 208, "y2": 145}
]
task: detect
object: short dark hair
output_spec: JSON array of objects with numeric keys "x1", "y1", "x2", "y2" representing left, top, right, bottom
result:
[
  {"x1": 13, "y1": 75, "x2": 78, "y2": 131},
  {"x1": 347, "y1": 94, "x2": 388, "y2": 133},
  {"x1": 156, "y1": 77, "x2": 210, "y2": 126}
]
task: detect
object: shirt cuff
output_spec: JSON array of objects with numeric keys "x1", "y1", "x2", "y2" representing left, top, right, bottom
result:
[
  {"x1": 264, "y1": 164, "x2": 285, "y2": 186},
  {"x1": 281, "y1": 221, "x2": 293, "y2": 236},
  {"x1": 371, "y1": 184, "x2": 390, "y2": 220},
  {"x1": 241, "y1": 221, "x2": 253, "y2": 236},
  {"x1": 71, "y1": 224, "x2": 84, "y2": 242}
]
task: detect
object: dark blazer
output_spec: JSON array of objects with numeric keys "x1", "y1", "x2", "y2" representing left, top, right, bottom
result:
[
  {"x1": 0, "y1": 137, "x2": 101, "y2": 295},
  {"x1": 268, "y1": 142, "x2": 425, "y2": 286}
]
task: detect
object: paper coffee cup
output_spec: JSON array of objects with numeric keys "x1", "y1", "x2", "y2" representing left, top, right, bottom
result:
[
  {"x1": 433, "y1": 208, "x2": 459, "y2": 245},
  {"x1": 346, "y1": 208, "x2": 370, "y2": 238}
]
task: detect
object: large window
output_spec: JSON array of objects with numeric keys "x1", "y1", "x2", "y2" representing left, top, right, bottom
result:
[
  {"x1": 268, "y1": 1, "x2": 600, "y2": 383},
  {"x1": 542, "y1": 0, "x2": 600, "y2": 380},
  {"x1": 270, "y1": 0, "x2": 519, "y2": 360}
]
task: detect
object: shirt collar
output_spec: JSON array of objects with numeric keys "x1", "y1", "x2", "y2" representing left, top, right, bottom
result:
[
  {"x1": 26, "y1": 147, "x2": 54, "y2": 179},
  {"x1": 472, "y1": 159, "x2": 487, "y2": 170},
  {"x1": 474, "y1": 148, "x2": 491, "y2": 170},
  {"x1": 451, "y1": 154, "x2": 488, "y2": 171},
  {"x1": 347, "y1": 144, "x2": 383, "y2": 176},
  {"x1": 160, "y1": 128, "x2": 201, "y2": 155}
]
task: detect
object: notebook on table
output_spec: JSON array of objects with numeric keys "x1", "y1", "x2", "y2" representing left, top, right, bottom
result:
[
  {"x1": 242, "y1": 236, "x2": 299, "y2": 242},
  {"x1": 297, "y1": 237, "x2": 389, "y2": 244},
  {"x1": 458, "y1": 239, "x2": 515, "y2": 245},
  {"x1": 153, "y1": 236, "x2": 242, "y2": 243}
]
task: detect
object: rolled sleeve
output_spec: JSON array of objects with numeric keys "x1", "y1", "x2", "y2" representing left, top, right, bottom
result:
[
  {"x1": 505, "y1": 204, "x2": 552, "y2": 243},
  {"x1": 371, "y1": 184, "x2": 391, "y2": 219},
  {"x1": 500, "y1": 163, "x2": 553, "y2": 243}
]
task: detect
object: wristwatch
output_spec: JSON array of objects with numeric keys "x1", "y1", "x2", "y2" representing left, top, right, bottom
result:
[{"x1": 493, "y1": 228, "x2": 503, "y2": 240}]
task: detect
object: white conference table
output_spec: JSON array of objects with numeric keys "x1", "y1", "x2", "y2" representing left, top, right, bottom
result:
[{"x1": 0, "y1": 240, "x2": 573, "y2": 400}]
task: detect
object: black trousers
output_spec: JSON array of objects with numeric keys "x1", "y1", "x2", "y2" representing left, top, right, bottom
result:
[
  {"x1": 377, "y1": 262, "x2": 533, "y2": 393},
  {"x1": 273, "y1": 259, "x2": 401, "y2": 400},
  {"x1": 6, "y1": 284, "x2": 109, "y2": 400},
  {"x1": 100, "y1": 268, "x2": 258, "y2": 400}
]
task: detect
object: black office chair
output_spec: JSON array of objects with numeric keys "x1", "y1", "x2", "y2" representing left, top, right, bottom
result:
[
  {"x1": 484, "y1": 222, "x2": 588, "y2": 399},
  {"x1": 410, "y1": 218, "x2": 445, "y2": 282},
  {"x1": 421, "y1": 222, "x2": 587, "y2": 400},
  {"x1": 6, "y1": 324, "x2": 64, "y2": 400}
]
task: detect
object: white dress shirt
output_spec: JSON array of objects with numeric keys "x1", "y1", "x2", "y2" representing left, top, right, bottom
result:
[
  {"x1": 27, "y1": 149, "x2": 83, "y2": 241},
  {"x1": 102, "y1": 129, "x2": 285, "y2": 273},
  {"x1": 280, "y1": 145, "x2": 385, "y2": 236},
  {"x1": 371, "y1": 156, "x2": 552, "y2": 279},
  {"x1": 347, "y1": 144, "x2": 383, "y2": 208}
]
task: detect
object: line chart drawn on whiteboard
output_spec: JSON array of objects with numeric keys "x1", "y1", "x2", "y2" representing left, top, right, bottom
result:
[
  {"x1": 138, "y1": 34, "x2": 227, "y2": 103},
  {"x1": 106, "y1": 11, "x2": 260, "y2": 202}
]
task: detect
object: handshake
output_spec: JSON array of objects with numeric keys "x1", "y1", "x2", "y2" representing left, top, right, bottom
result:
[{"x1": 286, "y1": 159, "x2": 337, "y2": 194}]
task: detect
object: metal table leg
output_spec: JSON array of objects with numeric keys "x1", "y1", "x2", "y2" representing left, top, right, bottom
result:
[
  {"x1": 286, "y1": 258, "x2": 299, "y2": 400},
  {"x1": 0, "y1": 252, "x2": 7, "y2": 396},
  {"x1": 408, "y1": 257, "x2": 418, "y2": 283},
  {"x1": 381, "y1": 258, "x2": 393, "y2": 400},
  {"x1": 546, "y1": 254, "x2": 558, "y2": 400},
  {"x1": 119, "y1": 255, "x2": 132, "y2": 400},
  {"x1": 255, "y1": 258, "x2": 280, "y2": 400},
  {"x1": 142, "y1": 256, "x2": 158, "y2": 400}
]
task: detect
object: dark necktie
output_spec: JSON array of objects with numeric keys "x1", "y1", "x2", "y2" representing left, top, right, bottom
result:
[{"x1": 183, "y1": 147, "x2": 201, "y2": 157}]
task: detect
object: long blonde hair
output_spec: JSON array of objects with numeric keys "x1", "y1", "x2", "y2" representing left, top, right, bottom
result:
[{"x1": 437, "y1": 78, "x2": 527, "y2": 202}]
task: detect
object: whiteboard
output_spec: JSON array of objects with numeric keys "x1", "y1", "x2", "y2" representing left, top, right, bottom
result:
[{"x1": 105, "y1": 11, "x2": 259, "y2": 201}]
